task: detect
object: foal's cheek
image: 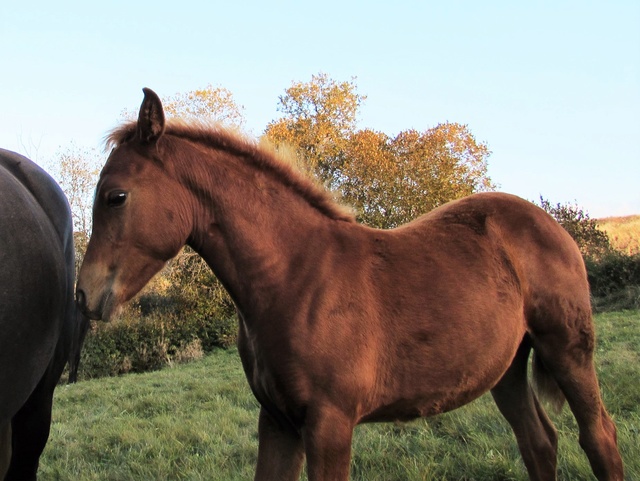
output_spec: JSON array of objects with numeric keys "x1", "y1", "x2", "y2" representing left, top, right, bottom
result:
[{"x1": 115, "y1": 255, "x2": 165, "y2": 302}]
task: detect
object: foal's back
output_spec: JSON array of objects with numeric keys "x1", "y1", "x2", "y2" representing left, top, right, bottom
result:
[{"x1": 338, "y1": 192, "x2": 590, "y2": 421}]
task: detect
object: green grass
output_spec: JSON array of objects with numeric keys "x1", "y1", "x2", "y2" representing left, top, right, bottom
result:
[{"x1": 41, "y1": 311, "x2": 640, "y2": 480}]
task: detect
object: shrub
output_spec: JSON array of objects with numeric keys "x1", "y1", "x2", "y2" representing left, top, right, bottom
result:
[
  {"x1": 586, "y1": 251, "x2": 640, "y2": 297},
  {"x1": 537, "y1": 197, "x2": 611, "y2": 261},
  {"x1": 77, "y1": 302, "x2": 238, "y2": 380},
  {"x1": 591, "y1": 285, "x2": 640, "y2": 313},
  {"x1": 535, "y1": 197, "x2": 640, "y2": 312},
  {"x1": 74, "y1": 246, "x2": 240, "y2": 380}
]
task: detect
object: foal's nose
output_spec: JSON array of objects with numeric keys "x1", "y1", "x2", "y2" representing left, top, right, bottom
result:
[
  {"x1": 76, "y1": 289, "x2": 87, "y2": 313},
  {"x1": 75, "y1": 288, "x2": 103, "y2": 321}
]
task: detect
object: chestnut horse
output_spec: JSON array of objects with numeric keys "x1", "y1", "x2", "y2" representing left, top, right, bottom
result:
[
  {"x1": 1, "y1": 149, "x2": 77, "y2": 480},
  {"x1": 76, "y1": 89, "x2": 623, "y2": 481}
]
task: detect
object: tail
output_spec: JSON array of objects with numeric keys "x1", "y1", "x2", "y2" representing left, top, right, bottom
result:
[
  {"x1": 68, "y1": 307, "x2": 91, "y2": 384},
  {"x1": 532, "y1": 351, "x2": 566, "y2": 413}
]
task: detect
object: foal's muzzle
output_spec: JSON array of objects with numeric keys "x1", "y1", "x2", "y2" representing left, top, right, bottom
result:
[{"x1": 75, "y1": 288, "x2": 102, "y2": 321}]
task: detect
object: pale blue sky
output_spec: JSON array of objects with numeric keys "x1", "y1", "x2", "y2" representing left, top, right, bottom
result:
[{"x1": 1, "y1": 1, "x2": 638, "y2": 217}]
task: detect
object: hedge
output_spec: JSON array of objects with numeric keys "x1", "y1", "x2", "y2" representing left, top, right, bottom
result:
[{"x1": 75, "y1": 295, "x2": 237, "y2": 380}]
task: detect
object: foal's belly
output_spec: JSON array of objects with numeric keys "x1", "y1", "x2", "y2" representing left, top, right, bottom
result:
[
  {"x1": 358, "y1": 381, "x2": 492, "y2": 424},
  {"x1": 359, "y1": 328, "x2": 523, "y2": 424}
]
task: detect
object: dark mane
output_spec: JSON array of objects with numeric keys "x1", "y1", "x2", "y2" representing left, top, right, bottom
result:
[{"x1": 106, "y1": 121, "x2": 355, "y2": 223}]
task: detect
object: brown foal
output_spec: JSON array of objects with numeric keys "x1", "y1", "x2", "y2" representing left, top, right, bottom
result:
[{"x1": 77, "y1": 88, "x2": 623, "y2": 480}]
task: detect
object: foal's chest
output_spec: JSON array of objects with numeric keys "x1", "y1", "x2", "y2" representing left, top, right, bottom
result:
[{"x1": 237, "y1": 325, "x2": 307, "y2": 429}]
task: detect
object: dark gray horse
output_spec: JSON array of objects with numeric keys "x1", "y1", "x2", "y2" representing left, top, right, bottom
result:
[{"x1": 0, "y1": 149, "x2": 77, "y2": 480}]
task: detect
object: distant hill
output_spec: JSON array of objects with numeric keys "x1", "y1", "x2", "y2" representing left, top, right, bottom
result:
[{"x1": 598, "y1": 215, "x2": 640, "y2": 255}]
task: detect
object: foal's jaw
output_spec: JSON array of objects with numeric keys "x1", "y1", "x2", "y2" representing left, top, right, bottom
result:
[
  {"x1": 77, "y1": 248, "x2": 168, "y2": 322},
  {"x1": 76, "y1": 262, "x2": 120, "y2": 322}
]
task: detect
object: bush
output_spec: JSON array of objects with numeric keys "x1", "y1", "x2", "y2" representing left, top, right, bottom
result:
[
  {"x1": 536, "y1": 197, "x2": 640, "y2": 312},
  {"x1": 77, "y1": 300, "x2": 238, "y2": 380},
  {"x1": 538, "y1": 197, "x2": 611, "y2": 260},
  {"x1": 74, "y1": 246, "x2": 240, "y2": 380},
  {"x1": 591, "y1": 285, "x2": 640, "y2": 313},
  {"x1": 586, "y1": 251, "x2": 640, "y2": 297}
]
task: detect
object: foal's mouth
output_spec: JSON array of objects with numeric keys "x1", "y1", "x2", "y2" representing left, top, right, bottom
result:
[{"x1": 76, "y1": 288, "x2": 119, "y2": 322}]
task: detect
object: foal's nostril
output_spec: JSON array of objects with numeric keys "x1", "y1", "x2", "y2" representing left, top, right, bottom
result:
[
  {"x1": 75, "y1": 288, "x2": 103, "y2": 321},
  {"x1": 76, "y1": 289, "x2": 86, "y2": 310}
]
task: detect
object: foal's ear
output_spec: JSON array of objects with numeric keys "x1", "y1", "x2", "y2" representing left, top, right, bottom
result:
[{"x1": 137, "y1": 88, "x2": 165, "y2": 144}]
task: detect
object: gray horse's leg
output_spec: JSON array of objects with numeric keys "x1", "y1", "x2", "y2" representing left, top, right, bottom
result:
[{"x1": 0, "y1": 422, "x2": 11, "y2": 480}]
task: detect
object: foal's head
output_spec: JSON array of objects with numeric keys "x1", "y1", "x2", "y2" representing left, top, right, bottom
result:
[
  {"x1": 77, "y1": 87, "x2": 354, "y2": 321},
  {"x1": 77, "y1": 88, "x2": 191, "y2": 321}
]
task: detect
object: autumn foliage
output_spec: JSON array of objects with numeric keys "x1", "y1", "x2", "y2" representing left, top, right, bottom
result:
[{"x1": 265, "y1": 73, "x2": 494, "y2": 228}]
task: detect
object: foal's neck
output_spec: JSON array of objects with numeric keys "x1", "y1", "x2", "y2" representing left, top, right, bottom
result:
[{"x1": 180, "y1": 143, "x2": 348, "y2": 317}]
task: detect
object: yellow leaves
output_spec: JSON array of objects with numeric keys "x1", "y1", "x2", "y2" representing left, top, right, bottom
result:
[
  {"x1": 266, "y1": 74, "x2": 494, "y2": 229},
  {"x1": 163, "y1": 85, "x2": 245, "y2": 127},
  {"x1": 342, "y1": 124, "x2": 495, "y2": 227}
]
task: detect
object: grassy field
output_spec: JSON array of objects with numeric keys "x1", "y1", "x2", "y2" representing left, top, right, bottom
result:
[
  {"x1": 599, "y1": 214, "x2": 640, "y2": 255},
  {"x1": 41, "y1": 311, "x2": 640, "y2": 480}
]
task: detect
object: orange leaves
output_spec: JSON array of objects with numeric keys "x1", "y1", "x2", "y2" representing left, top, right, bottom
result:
[
  {"x1": 340, "y1": 126, "x2": 494, "y2": 228},
  {"x1": 264, "y1": 74, "x2": 494, "y2": 229},
  {"x1": 163, "y1": 85, "x2": 245, "y2": 127}
]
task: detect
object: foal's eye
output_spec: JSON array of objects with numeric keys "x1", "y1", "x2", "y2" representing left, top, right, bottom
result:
[{"x1": 106, "y1": 190, "x2": 128, "y2": 208}]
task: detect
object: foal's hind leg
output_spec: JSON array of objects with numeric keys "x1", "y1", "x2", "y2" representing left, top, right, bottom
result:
[
  {"x1": 533, "y1": 331, "x2": 624, "y2": 481},
  {"x1": 491, "y1": 337, "x2": 558, "y2": 481}
]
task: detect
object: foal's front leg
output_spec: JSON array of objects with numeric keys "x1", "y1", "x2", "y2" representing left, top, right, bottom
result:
[
  {"x1": 254, "y1": 407, "x2": 305, "y2": 481},
  {"x1": 302, "y1": 405, "x2": 354, "y2": 481}
]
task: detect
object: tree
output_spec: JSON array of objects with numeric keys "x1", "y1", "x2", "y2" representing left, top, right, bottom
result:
[
  {"x1": 122, "y1": 84, "x2": 245, "y2": 127},
  {"x1": 343, "y1": 124, "x2": 494, "y2": 228},
  {"x1": 538, "y1": 197, "x2": 611, "y2": 260},
  {"x1": 49, "y1": 143, "x2": 101, "y2": 271},
  {"x1": 265, "y1": 73, "x2": 366, "y2": 185},
  {"x1": 265, "y1": 73, "x2": 495, "y2": 229},
  {"x1": 339, "y1": 128, "x2": 399, "y2": 227},
  {"x1": 163, "y1": 85, "x2": 245, "y2": 126}
]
